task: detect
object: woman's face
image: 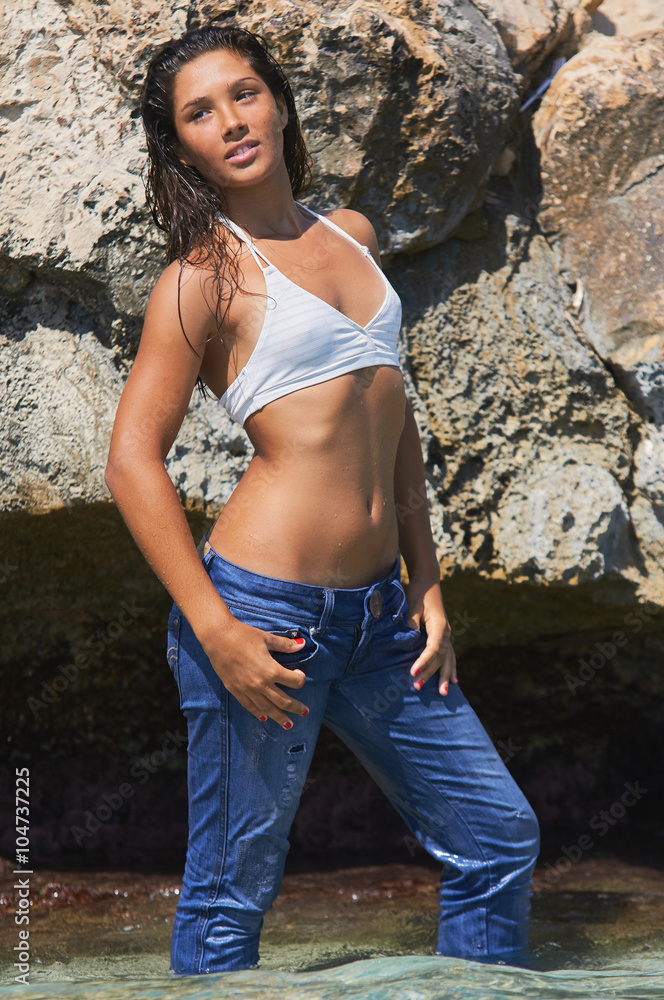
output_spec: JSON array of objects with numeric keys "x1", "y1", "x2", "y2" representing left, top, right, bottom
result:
[{"x1": 171, "y1": 48, "x2": 289, "y2": 190}]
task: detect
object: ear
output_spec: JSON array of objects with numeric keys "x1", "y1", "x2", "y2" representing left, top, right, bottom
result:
[
  {"x1": 276, "y1": 93, "x2": 289, "y2": 129},
  {"x1": 171, "y1": 136, "x2": 192, "y2": 167}
]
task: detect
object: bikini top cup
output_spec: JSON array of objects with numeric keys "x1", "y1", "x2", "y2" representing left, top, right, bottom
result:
[{"x1": 217, "y1": 201, "x2": 403, "y2": 428}]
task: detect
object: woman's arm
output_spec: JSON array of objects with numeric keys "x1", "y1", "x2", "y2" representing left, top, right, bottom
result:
[
  {"x1": 393, "y1": 400, "x2": 457, "y2": 696},
  {"x1": 105, "y1": 263, "x2": 226, "y2": 636},
  {"x1": 105, "y1": 262, "x2": 309, "y2": 728}
]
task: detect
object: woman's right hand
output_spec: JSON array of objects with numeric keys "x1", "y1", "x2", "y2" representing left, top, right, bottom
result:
[{"x1": 202, "y1": 618, "x2": 309, "y2": 728}]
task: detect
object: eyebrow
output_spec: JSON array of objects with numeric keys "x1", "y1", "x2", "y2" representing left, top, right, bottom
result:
[{"x1": 180, "y1": 77, "x2": 260, "y2": 113}]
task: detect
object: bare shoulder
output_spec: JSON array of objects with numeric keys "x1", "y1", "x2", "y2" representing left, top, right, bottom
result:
[
  {"x1": 319, "y1": 207, "x2": 382, "y2": 265},
  {"x1": 149, "y1": 257, "x2": 216, "y2": 307},
  {"x1": 145, "y1": 258, "x2": 220, "y2": 350}
]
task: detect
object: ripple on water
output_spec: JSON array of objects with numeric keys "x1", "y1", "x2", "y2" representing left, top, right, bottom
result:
[{"x1": 2, "y1": 953, "x2": 664, "y2": 1000}]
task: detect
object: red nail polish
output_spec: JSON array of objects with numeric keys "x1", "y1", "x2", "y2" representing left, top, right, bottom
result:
[
  {"x1": 302, "y1": 708, "x2": 309, "y2": 716},
  {"x1": 283, "y1": 720, "x2": 293, "y2": 729},
  {"x1": 414, "y1": 680, "x2": 422, "y2": 690},
  {"x1": 259, "y1": 715, "x2": 267, "y2": 722},
  {"x1": 442, "y1": 683, "x2": 448, "y2": 695},
  {"x1": 295, "y1": 637, "x2": 305, "y2": 645}
]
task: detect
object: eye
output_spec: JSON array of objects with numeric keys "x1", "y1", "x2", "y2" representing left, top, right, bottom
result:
[
  {"x1": 237, "y1": 90, "x2": 255, "y2": 101},
  {"x1": 191, "y1": 108, "x2": 210, "y2": 121}
]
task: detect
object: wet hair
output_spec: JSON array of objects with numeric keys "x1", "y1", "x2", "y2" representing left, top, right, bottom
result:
[{"x1": 140, "y1": 23, "x2": 313, "y2": 390}]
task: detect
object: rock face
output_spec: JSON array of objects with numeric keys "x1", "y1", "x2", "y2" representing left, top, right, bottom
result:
[
  {"x1": 532, "y1": 30, "x2": 664, "y2": 426},
  {"x1": 470, "y1": 0, "x2": 602, "y2": 76},
  {"x1": 592, "y1": 0, "x2": 664, "y2": 37},
  {"x1": 397, "y1": 211, "x2": 641, "y2": 594},
  {"x1": 528, "y1": 25, "x2": 664, "y2": 606},
  {"x1": 0, "y1": 328, "x2": 123, "y2": 510},
  {"x1": 1, "y1": 0, "x2": 519, "y2": 298},
  {"x1": 1, "y1": 0, "x2": 664, "y2": 864}
]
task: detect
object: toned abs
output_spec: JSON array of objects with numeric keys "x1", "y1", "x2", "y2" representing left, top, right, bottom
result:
[{"x1": 209, "y1": 363, "x2": 407, "y2": 587}]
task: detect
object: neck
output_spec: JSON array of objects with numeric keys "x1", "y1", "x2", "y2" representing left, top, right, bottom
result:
[{"x1": 220, "y1": 163, "x2": 307, "y2": 240}]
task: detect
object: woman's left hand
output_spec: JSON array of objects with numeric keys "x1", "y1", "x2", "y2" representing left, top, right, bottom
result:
[{"x1": 404, "y1": 580, "x2": 457, "y2": 696}]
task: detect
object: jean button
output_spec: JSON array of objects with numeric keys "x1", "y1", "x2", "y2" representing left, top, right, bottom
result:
[{"x1": 369, "y1": 590, "x2": 383, "y2": 618}]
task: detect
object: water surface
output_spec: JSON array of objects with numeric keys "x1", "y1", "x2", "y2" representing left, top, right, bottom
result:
[{"x1": 2, "y1": 856, "x2": 663, "y2": 999}]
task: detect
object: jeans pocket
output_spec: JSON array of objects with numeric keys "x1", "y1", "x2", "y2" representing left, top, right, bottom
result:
[
  {"x1": 224, "y1": 604, "x2": 320, "y2": 667},
  {"x1": 393, "y1": 607, "x2": 427, "y2": 648},
  {"x1": 267, "y1": 626, "x2": 320, "y2": 666}
]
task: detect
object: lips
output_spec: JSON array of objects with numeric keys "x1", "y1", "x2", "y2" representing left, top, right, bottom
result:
[{"x1": 225, "y1": 141, "x2": 259, "y2": 161}]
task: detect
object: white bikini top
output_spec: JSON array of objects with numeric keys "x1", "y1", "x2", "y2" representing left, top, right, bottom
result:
[{"x1": 217, "y1": 201, "x2": 403, "y2": 427}]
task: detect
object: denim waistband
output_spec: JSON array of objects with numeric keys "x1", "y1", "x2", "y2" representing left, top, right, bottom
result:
[{"x1": 199, "y1": 533, "x2": 406, "y2": 627}]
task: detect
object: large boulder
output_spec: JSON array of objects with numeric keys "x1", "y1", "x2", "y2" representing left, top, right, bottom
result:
[
  {"x1": 470, "y1": 0, "x2": 602, "y2": 76},
  {"x1": 0, "y1": 0, "x2": 520, "y2": 314},
  {"x1": 532, "y1": 29, "x2": 664, "y2": 426},
  {"x1": 394, "y1": 204, "x2": 663, "y2": 612},
  {"x1": 592, "y1": 0, "x2": 664, "y2": 37}
]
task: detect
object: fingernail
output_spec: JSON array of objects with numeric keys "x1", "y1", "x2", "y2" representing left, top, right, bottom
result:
[
  {"x1": 302, "y1": 707, "x2": 309, "y2": 716},
  {"x1": 452, "y1": 675, "x2": 458, "y2": 683},
  {"x1": 294, "y1": 637, "x2": 305, "y2": 645},
  {"x1": 412, "y1": 667, "x2": 421, "y2": 676},
  {"x1": 441, "y1": 683, "x2": 448, "y2": 695},
  {"x1": 259, "y1": 715, "x2": 267, "y2": 722},
  {"x1": 414, "y1": 680, "x2": 422, "y2": 690},
  {"x1": 283, "y1": 720, "x2": 293, "y2": 729}
]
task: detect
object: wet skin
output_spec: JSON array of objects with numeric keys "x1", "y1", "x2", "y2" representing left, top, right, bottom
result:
[{"x1": 105, "y1": 49, "x2": 456, "y2": 729}]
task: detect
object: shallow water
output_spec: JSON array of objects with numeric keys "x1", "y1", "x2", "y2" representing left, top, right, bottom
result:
[
  {"x1": 2, "y1": 955, "x2": 664, "y2": 1000},
  {"x1": 2, "y1": 856, "x2": 664, "y2": 998}
]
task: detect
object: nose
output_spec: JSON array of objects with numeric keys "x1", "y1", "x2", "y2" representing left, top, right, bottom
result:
[{"x1": 221, "y1": 102, "x2": 247, "y2": 138}]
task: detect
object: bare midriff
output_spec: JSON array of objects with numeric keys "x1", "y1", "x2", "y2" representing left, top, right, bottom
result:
[{"x1": 208, "y1": 363, "x2": 407, "y2": 588}]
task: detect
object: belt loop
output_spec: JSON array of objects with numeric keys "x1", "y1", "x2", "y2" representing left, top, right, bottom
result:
[
  {"x1": 391, "y1": 579, "x2": 406, "y2": 620},
  {"x1": 311, "y1": 588, "x2": 335, "y2": 636}
]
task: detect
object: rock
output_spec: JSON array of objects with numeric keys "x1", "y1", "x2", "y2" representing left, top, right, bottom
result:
[
  {"x1": 631, "y1": 424, "x2": 664, "y2": 576},
  {"x1": 0, "y1": 326, "x2": 123, "y2": 510},
  {"x1": 0, "y1": 0, "x2": 519, "y2": 303},
  {"x1": 592, "y1": 0, "x2": 664, "y2": 38},
  {"x1": 532, "y1": 29, "x2": 664, "y2": 427},
  {"x1": 0, "y1": 0, "x2": 164, "y2": 321},
  {"x1": 392, "y1": 205, "x2": 664, "y2": 607},
  {"x1": 470, "y1": 0, "x2": 601, "y2": 77},
  {"x1": 492, "y1": 461, "x2": 632, "y2": 584},
  {"x1": 0, "y1": 266, "x2": 250, "y2": 513}
]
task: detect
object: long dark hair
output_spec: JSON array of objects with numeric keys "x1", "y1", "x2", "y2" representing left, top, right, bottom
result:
[{"x1": 140, "y1": 23, "x2": 313, "y2": 387}]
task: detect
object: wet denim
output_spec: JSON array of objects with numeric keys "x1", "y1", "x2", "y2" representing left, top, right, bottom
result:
[{"x1": 166, "y1": 537, "x2": 540, "y2": 976}]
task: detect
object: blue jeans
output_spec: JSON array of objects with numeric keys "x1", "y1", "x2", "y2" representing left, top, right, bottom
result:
[{"x1": 166, "y1": 537, "x2": 540, "y2": 975}]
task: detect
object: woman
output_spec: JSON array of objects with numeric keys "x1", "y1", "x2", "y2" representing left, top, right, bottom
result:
[{"x1": 105, "y1": 23, "x2": 540, "y2": 977}]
